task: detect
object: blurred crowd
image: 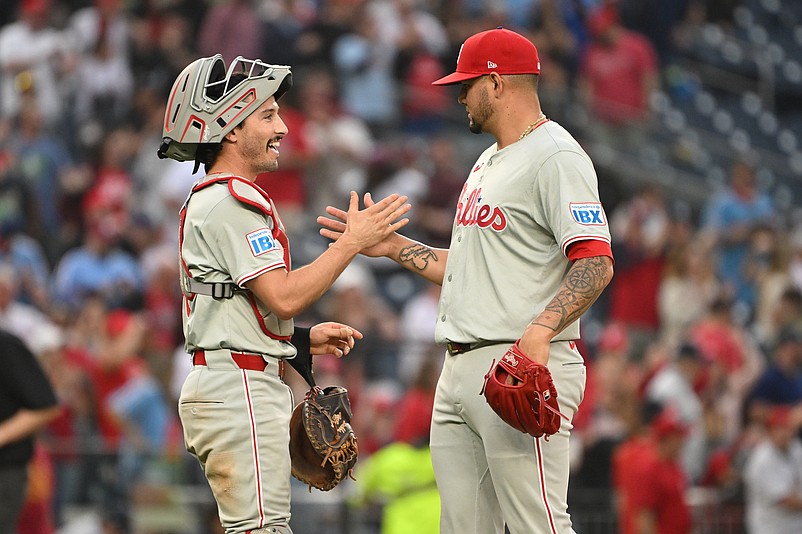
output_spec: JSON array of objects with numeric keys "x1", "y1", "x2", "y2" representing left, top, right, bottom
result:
[{"x1": 2, "y1": 0, "x2": 802, "y2": 533}]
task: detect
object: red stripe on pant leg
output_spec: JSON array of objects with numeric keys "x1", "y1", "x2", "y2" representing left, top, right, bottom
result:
[
  {"x1": 535, "y1": 438, "x2": 558, "y2": 534},
  {"x1": 242, "y1": 371, "x2": 265, "y2": 529}
]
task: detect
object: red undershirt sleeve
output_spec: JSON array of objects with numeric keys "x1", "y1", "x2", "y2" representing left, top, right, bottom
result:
[{"x1": 566, "y1": 239, "x2": 614, "y2": 263}]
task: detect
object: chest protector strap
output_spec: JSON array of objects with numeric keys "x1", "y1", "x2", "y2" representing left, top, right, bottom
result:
[
  {"x1": 183, "y1": 278, "x2": 238, "y2": 299},
  {"x1": 179, "y1": 175, "x2": 290, "y2": 297}
]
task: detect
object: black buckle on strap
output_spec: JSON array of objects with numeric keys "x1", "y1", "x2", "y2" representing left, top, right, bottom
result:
[{"x1": 210, "y1": 282, "x2": 234, "y2": 299}]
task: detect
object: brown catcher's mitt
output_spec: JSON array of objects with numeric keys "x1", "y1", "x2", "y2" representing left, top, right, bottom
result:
[
  {"x1": 481, "y1": 341, "x2": 567, "y2": 438},
  {"x1": 290, "y1": 385, "x2": 359, "y2": 491}
]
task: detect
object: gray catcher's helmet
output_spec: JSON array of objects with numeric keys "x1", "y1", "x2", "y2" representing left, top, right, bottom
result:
[{"x1": 157, "y1": 55, "x2": 292, "y2": 162}]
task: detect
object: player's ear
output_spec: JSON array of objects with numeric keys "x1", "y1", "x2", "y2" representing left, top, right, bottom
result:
[
  {"x1": 223, "y1": 129, "x2": 238, "y2": 144},
  {"x1": 489, "y1": 72, "x2": 502, "y2": 94}
]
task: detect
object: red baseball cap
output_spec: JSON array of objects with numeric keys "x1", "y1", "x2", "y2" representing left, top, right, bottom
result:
[
  {"x1": 106, "y1": 309, "x2": 133, "y2": 337},
  {"x1": 767, "y1": 405, "x2": 792, "y2": 429},
  {"x1": 432, "y1": 27, "x2": 541, "y2": 86},
  {"x1": 588, "y1": 4, "x2": 619, "y2": 37},
  {"x1": 651, "y1": 409, "x2": 689, "y2": 438},
  {"x1": 21, "y1": 0, "x2": 51, "y2": 15}
]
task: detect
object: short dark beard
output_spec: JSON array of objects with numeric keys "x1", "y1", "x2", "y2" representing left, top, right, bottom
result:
[{"x1": 468, "y1": 87, "x2": 493, "y2": 135}]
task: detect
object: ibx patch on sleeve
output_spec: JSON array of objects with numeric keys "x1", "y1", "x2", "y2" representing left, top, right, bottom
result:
[
  {"x1": 246, "y1": 228, "x2": 278, "y2": 256},
  {"x1": 569, "y1": 202, "x2": 606, "y2": 226}
]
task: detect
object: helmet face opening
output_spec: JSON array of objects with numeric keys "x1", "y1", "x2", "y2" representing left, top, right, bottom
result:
[
  {"x1": 158, "y1": 55, "x2": 292, "y2": 163},
  {"x1": 204, "y1": 57, "x2": 229, "y2": 101}
]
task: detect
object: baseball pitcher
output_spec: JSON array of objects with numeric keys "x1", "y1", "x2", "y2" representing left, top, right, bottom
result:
[{"x1": 319, "y1": 28, "x2": 614, "y2": 534}]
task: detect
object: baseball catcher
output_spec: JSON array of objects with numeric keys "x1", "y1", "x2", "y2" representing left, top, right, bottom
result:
[
  {"x1": 162, "y1": 51, "x2": 406, "y2": 533},
  {"x1": 481, "y1": 341, "x2": 567, "y2": 438}
]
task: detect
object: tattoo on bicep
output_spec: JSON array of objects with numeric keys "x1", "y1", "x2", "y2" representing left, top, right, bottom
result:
[
  {"x1": 399, "y1": 244, "x2": 438, "y2": 271},
  {"x1": 530, "y1": 256, "x2": 610, "y2": 333}
]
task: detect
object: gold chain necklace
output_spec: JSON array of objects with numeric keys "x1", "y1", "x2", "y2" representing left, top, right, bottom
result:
[{"x1": 518, "y1": 113, "x2": 548, "y2": 141}]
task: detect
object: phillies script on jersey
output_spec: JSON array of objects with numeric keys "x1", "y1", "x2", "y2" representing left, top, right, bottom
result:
[{"x1": 456, "y1": 185, "x2": 508, "y2": 231}]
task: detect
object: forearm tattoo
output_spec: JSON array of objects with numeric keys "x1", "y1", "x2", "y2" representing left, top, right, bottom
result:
[
  {"x1": 399, "y1": 244, "x2": 439, "y2": 271},
  {"x1": 530, "y1": 256, "x2": 611, "y2": 333}
]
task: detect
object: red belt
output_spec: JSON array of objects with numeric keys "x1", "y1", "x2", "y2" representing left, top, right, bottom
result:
[{"x1": 193, "y1": 350, "x2": 285, "y2": 378}]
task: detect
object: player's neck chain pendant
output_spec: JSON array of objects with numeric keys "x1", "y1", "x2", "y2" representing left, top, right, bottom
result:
[{"x1": 518, "y1": 113, "x2": 548, "y2": 141}]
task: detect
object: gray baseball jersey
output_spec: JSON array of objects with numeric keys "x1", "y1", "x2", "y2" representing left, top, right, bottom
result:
[
  {"x1": 430, "y1": 119, "x2": 610, "y2": 534},
  {"x1": 435, "y1": 120, "x2": 611, "y2": 345},
  {"x1": 180, "y1": 174, "x2": 296, "y2": 357}
]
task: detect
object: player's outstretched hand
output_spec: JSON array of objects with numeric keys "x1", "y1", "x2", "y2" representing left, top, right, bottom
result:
[
  {"x1": 310, "y1": 322, "x2": 364, "y2": 358},
  {"x1": 342, "y1": 191, "x2": 409, "y2": 252},
  {"x1": 319, "y1": 192, "x2": 407, "y2": 258}
]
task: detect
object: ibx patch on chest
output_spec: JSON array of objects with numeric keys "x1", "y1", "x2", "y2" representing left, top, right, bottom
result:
[
  {"x1": 569, "y1": 202, "x2": 606, "y2": 226},
  {"x1": 247, "y1": 228, "x2": 278, "y2": 256}
]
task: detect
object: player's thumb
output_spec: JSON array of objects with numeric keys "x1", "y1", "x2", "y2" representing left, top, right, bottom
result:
[{"x1": 348, "y1": 191, "x2": 359, "y2": 212}]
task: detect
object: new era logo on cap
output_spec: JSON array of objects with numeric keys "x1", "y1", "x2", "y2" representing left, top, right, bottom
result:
[{"x1": 433, "y1": 27, "x2": 541, "y2": 85}]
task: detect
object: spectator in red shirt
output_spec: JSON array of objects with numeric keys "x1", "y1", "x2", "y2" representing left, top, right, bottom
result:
[
  {"x1": 77, "y1": 308, "x2": 167, "y2": 519},
  {"x1": 85, "y1": 309, "x2": 149, "y2": 449},
  {"x1": 627, "y1": 409, "x2": 693, "y2": 534},
  {"x1": 607, "y1": 185, "x2": 671, "y2": 355},
  {"x1": 15, "y1": 444, "x2": 55, "y2": 534},
  {"x1": 578, "y1": 3, "x2": 659, "y2": 150},
  {"x1": 690, "y1": 297, "x2": 764, "y2": 442},
  {"x1": 392, "y1": 357, "x2": 438, "y2": 446},
  {"x1": 612, "y1": 400, "x2": 664, "y2": 534}
]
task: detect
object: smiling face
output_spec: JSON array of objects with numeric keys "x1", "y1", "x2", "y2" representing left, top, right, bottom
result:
[
  {"x1": 234, "y1": 96, "x2": 288, "y2": 174},
  {"x1": 458, "y1": 76, "x2": 494, "y2": 135}
]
